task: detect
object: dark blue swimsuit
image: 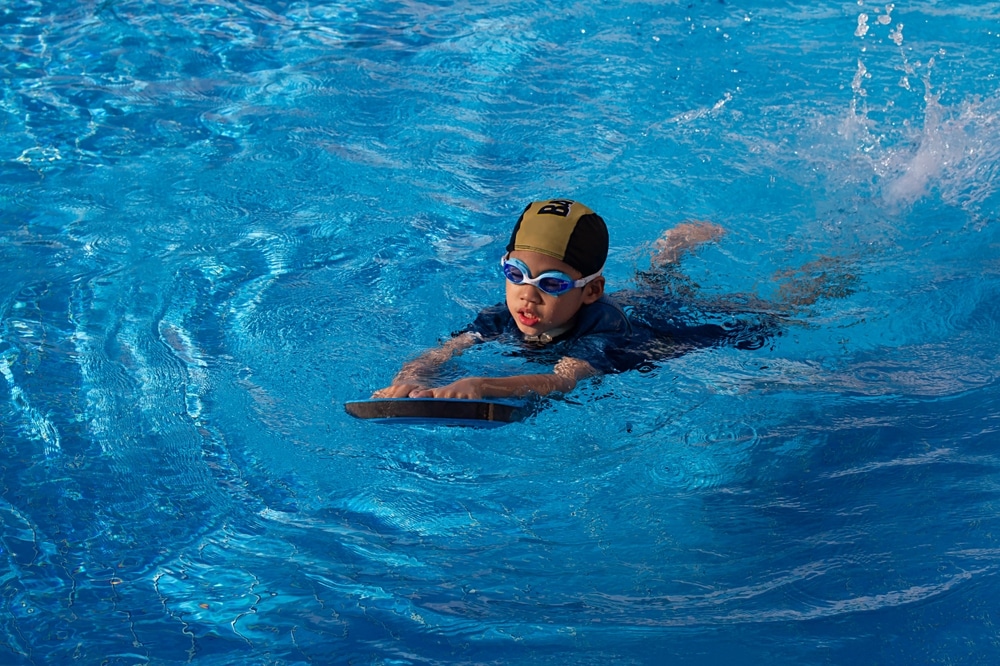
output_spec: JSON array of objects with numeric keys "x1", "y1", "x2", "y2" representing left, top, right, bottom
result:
[{"x1": 462, "y1": 293, "x2": 781, "y2": 375}]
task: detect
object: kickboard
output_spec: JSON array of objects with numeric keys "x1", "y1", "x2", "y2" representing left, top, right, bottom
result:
[{"x1": 345, "y1": 398, "x2": 528, "y2": 428}]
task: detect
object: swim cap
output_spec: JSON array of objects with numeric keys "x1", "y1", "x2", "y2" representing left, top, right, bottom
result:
[{"x1": 505, "y1": 199, "x2": 608, "y2": 276}]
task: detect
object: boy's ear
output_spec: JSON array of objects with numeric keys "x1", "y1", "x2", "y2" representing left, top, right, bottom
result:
[{"x1": 581, "y1": 276, "x2": 605, "y2": 304}]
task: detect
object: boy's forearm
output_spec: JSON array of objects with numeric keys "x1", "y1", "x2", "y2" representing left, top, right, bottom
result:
[
  {"x1": 392, "y1": 357, "x2": 437, "y2": 383},
  {"x1": 409, "y1": 373, "x2": 576, "y2": 400},
  {"x1": 391, "y1": 333, "x2": 476, "y2": 383},
  {"x1": 410, "y1": 357, "x2": 598, "y2": 399},
  {"x1": 653, "y1": 222, "x2": 724, "y2": 264},
  {"x1": 478, "y1": 355, "x2": 600, "y2": 397},
  {"x1": 477, "y1": 372, "x2": 577, "y2": 398},
  {"x1": 373, "y1": 333, "x2": 478, "y2": 398}
]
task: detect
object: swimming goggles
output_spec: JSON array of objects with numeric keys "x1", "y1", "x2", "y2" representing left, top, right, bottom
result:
[{"x1": 500, "y1": 255, "x2": 602, "y2": 297}]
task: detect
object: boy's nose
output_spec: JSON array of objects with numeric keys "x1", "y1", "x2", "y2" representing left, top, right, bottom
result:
[{"x1": 516, "y1": 283, "x2": 543, "y2": 302}]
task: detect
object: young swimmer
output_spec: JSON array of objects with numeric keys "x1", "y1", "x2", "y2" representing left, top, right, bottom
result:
[{"x1": 373, "y1": 198, "x2": 739, "y2": 400}]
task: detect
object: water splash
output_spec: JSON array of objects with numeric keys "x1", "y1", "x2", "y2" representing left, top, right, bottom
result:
[{"x1": 837, "y1": 3, "x2": 1000, "y2": 220}]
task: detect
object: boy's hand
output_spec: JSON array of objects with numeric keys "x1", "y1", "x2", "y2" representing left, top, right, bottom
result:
[{"x1": 372, "y1": 383, "x2": 427, "y2": 398}]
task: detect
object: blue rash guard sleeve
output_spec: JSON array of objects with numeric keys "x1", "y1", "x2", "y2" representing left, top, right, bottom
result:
[{"x1": 559, "y1": 296, "x2": 635, "y2": 374}]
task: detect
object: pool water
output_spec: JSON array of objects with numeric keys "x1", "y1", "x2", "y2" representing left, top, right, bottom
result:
[{"x1": 2, "y1": 0, "x2": 1000, "y2": 663}]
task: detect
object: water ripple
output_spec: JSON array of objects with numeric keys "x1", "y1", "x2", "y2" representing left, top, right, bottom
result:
[{"x1": 2, "y1": 1, "x2": 1000, "y2": 662}]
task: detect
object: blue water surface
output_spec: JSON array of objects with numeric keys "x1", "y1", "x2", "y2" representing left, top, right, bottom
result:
[{"x1": 2, "y1": 0, "x2": 1000, "y2": 664}]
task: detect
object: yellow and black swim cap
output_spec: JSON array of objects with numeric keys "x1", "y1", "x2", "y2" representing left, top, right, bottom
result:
[{"x1": 505, "y1": 199, "x2": 608, "y2": 276}]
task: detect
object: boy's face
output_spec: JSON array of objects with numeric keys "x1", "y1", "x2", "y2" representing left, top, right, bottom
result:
[{"x1": 505, "y1": 250, "x2": 605, "y2": 337}]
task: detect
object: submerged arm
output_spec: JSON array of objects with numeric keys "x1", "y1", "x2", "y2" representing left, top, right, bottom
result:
[
  {"x1": 372, "y1": 332, "x2": 478, "y2": 398},
  {"x1": 652, "y1": 221, "x2": 725, "y2": 266}
]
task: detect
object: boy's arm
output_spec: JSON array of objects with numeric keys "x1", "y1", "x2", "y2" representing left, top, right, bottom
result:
[
  {"x1": 652, "y1": 221, "x2": 724, "y2": 265},
  {"x1": 372, "y1": 332, "x2": 479, "y2": 398},
  {"x1": 407, "y1": 356, "x2": 598, "y2": 400}
]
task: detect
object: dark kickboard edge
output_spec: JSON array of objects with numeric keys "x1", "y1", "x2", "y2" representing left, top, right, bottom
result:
[{"x1": 345, "y1": 399, "x2": 525, "y2": 423}]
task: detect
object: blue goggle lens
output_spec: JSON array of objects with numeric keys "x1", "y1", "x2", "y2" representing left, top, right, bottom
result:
[{"x1": 501, "y1": 259, "x2": 576, "y2": 296}]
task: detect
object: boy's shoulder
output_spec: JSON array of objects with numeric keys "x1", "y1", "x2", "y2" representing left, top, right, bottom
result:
[
  {"x1": 573, "y1": 294, "x2": 632, "y2": 339},
  {"x1": 458, "y1": 302, "x2": 512, "y2": 339}
]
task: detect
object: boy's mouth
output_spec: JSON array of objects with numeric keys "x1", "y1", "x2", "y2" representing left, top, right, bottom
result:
[{"x1": 517, "y1": 309, "x2": 540, "y2": 327}]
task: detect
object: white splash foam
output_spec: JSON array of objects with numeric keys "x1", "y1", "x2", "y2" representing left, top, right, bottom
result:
[{"x1": 854, "y1": 14, "x2": 869, "y2": 38}]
